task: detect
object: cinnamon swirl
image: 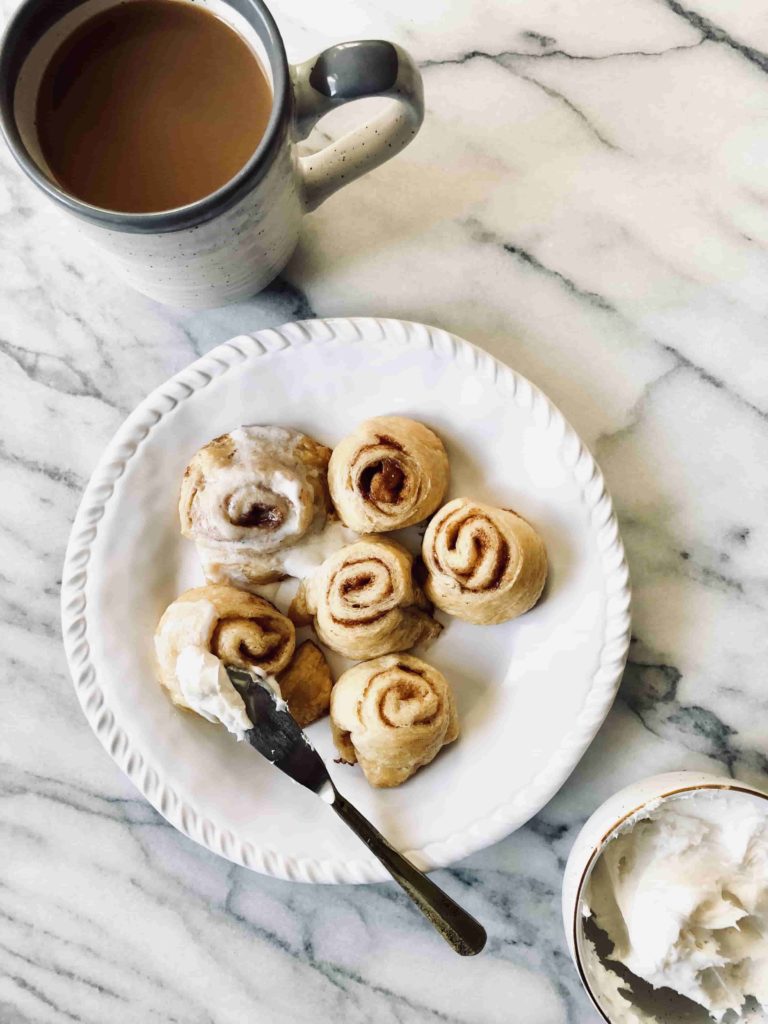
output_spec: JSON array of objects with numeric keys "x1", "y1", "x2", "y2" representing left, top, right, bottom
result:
[
  {"x1": 154, "y1": 584, "x2": 295, "y2": 709},
  {"x1": 422, "y1": 498, "x2": 547, "y2": 624},
  {"x1": 179, "y1": 426, "x2": 333, "y2": 587},
  {"x1": 291, "y1": 537, "x2": 440, "y2": 659},
  {"x1": 328, "y1": 416, "x2": 449, "y2": 532},
  {"x1": 331, "y1": 653, "x2": 459, "y2": 787}
]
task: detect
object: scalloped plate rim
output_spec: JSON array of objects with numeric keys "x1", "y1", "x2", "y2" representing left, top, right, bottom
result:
[{"x1": 60, "y1": 316, "x2": 631, "y2": 884}]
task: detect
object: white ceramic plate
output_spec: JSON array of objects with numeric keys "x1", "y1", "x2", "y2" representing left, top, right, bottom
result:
[{"x1": 61, "y1": 318, "x2": 630, "y2": 884}]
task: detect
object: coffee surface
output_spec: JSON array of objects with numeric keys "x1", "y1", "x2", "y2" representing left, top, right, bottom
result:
[{"x1": 36, "y1": 0, "x2": 273, "y2": 213}]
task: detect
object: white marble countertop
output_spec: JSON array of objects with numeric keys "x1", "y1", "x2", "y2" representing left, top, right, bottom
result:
[{"x1": 3, "y1": 0, "x2": 768, "y2": 1020}]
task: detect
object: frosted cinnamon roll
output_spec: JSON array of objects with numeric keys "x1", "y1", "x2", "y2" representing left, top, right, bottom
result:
[
  {"x1": 422, "y1": 498, "x2": 547, "y2": 624},
  {"x1": 328, "y1": 416, "x2": 449, "y2": 532},
  {"x1": 154, "y1": 584, "x2": 295, "y2": 713},
  {"x1": 290, "y1": 537, "x2": 440, "y2": 660},
  {"x1": 331, "y1": 654, "x2": 459, "y2": 787},
  {"x1": 179, "y1": 426, "x2": 333, "y2": 587}
]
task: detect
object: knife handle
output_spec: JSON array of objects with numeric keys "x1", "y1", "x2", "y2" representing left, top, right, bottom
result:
[{"x1": 331, "y1": 790, "x2": 487, "y2": 956}]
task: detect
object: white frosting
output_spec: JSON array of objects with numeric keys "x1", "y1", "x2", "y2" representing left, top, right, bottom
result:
[
  {"x1": 248, "y1": 664, "x2": 284, "y2": 706},
  {"x1": 269, "y1": 468, "x2": 305, "y2": 533},
  {"x1": 193, "y1": 426, "x2": 316, "y2": 551},
  {"x1": 175, "y1": 647, "x2": 253, "y2": 740},
  {"x1": 279, "y1": 520, "x2": 358, "y2": 580},
  {"x1": 195, "y1": 541, "x2": 259, "y2": 589},
  {"x1": 585, "y1": 790, "x2": 768, "y2": 1021},
  {"x1": 174, "y1": 648, "x2": 288, "y2": 739},
  {"x1": 198, "y1": 519, "x2": 358, "y2": 591},
  {"x1": 582, "y1": 939, "x2": 661, "y2": 1024},
  {"x1": 189, "y1": 426, "x2": 354, "y2": 587},
  {"x1": 228, "y1": 425, "x2": 299, "y2": 453},
  {"x1": 153, "y1": 599, "x2": 219, "y2": 705}
]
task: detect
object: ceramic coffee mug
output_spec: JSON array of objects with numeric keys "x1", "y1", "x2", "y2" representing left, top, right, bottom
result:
[{"x1": 0, "y1": 0, "x2": 423, "y2": 308}]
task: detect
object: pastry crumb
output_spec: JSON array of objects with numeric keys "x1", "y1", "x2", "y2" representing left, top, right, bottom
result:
[{"x1": 278, "y1": 640, "x2": 333, "y2": 726}]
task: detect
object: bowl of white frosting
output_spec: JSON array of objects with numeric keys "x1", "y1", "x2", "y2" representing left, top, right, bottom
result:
[{"x1": 563, "y1": 771, "x2": 768, "y2": 1024}]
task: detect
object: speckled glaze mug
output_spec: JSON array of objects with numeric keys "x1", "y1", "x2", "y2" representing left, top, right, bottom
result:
[{"x1": 0, "y1": 0, "x2": 423, "y2": 308}]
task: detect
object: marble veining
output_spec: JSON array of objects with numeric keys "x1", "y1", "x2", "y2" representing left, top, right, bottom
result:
[{"x1": 2, "y1": 0, "x2": 768, "y2": 1020}]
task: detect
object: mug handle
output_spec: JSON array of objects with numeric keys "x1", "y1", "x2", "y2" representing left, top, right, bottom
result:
[{"x1": 292, "y1": 40, "x2": 424, "y2": 211}]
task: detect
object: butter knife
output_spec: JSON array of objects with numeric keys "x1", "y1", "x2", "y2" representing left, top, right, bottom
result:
[{"x1": 227, "y1": 666, "x2": 486, "y2": 957}]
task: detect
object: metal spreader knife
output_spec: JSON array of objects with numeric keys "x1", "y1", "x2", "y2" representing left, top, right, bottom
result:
[{"x1": 227, "y1": 666, "x2": 487, "y2": 957}]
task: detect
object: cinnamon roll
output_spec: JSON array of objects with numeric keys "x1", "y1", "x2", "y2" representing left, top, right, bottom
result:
[
  {"x1": 422, "y1": 498, "x2": 547, "y2": 624},
  {"x1": 328, "y1": 416, "x2": 449, "y2": 532},
  {"x1": 154, "y1": 584, "x2": 295, "y2": 710},
  {"x1": 291, "y1": 537, "x2": 440, "y2": 660},
  {"x1": 179, "y1": 426, "x2": 333, "y2": 587},
  {"x1": 331, "y1": 654, "x2": 459, "y2": 787}
]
